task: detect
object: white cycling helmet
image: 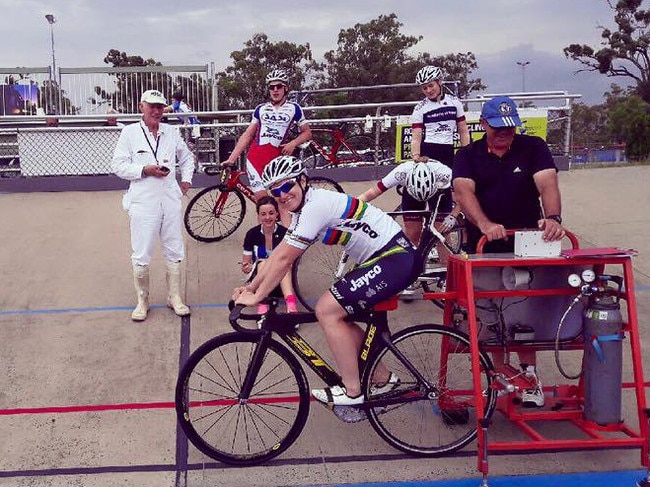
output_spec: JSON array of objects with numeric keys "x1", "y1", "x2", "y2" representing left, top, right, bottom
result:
[
  {"x1": 415, "y1": 65, "x2": 443, "y2": 85},
  {"x1": 406, "y1": 163, "x2": 438, "y2": 202},
  {"x1": 261, "y1": 155, "x2": 307, "y2": 188},
  {"x1": 266, "y1": 69, "x2": 289, "y2": 86}
]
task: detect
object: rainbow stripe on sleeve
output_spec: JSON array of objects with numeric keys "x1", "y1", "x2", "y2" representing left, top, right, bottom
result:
[{"x1": 321, "y1": 196, "x2": 368, "y2": 246}]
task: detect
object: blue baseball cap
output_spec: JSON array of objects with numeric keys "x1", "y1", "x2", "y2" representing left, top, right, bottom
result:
[{"x1": 480, "y1": 96, "x2": 521, "y2": 128}]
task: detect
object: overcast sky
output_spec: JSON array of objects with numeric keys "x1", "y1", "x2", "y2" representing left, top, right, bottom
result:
[{"x1": 0, "y1": 0, "x2": 635, "y2": 105}]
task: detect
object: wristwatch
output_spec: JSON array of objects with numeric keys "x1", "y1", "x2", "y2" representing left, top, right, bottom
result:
[{"x1": 546, "y1": 214, "x2": 562, "y2": 224}]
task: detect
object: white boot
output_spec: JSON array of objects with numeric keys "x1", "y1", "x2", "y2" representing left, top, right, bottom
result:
[
  {"x1": 166, "y1": 261, "x2": 191, "y2": 316},
  {"x1": 132, "y1": 264, "x2": 149, "y2": 322}
]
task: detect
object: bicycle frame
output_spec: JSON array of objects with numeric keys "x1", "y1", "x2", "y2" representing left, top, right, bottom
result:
[
  {"x1": 307, "y1": 127, "x2": 348, "y2": 165},
  {"x1": 302, "y1": 123, "x2": 375, "y2": 166},
  {"x1": 331, "y1": 197, "x2": 450, "y2": 283},
  {"x1": 218, "y1": 167, "x2": 256, "y2": 203},
  {"x1": 230, "y1": 301, "x2": 434, "y2": 409}
]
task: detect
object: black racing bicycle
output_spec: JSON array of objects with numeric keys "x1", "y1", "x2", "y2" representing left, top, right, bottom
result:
[{"x1": 175, "y1": 298, "x2": 497, "y2": 466}]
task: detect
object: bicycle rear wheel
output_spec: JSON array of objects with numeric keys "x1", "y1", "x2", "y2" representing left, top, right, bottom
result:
[
  {"x1": 175, "y1": 333, "x2": 310, "y2": 466},
  {"x1": 184, "y1": 186, "x2": 246, "y2": 242},
  {"x1": 363, "y1": 324, "x2": 496, "y2": 457},
  {"x1": 292, "y1": 244, "x2": 355, "y2": 311},
  {"x1": 309, "y1": 176, "x2": 344, "y2": 193}
]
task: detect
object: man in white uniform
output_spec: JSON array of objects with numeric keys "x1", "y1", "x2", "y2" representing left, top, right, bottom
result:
[{"x1": 112, "y1": 89, "x2": 194, "y2": 321}]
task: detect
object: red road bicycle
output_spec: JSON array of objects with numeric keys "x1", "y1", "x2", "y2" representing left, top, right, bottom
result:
[
  {"x1": 297, "y1": 122, "x2": 388, "y2": 169},
  {"x1": 184, "y1": 166, "x2": 343, "y2": 242}
]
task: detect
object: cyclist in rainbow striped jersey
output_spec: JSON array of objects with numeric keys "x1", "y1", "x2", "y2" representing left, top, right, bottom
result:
[{"x1": 233, "y1": 156, "x2": 417, "y2": 407}]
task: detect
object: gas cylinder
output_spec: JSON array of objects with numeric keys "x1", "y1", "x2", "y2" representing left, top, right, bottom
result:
[{"x1": 583, "y1": 291, "x2": 624, "y2": 425}]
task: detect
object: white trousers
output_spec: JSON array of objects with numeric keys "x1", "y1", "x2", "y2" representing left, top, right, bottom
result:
[{"x1": 129, "y1": 197, "x2": 184, "y2": 266}]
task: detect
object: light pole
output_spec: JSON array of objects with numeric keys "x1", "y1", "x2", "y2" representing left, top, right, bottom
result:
[
  {"x1": 45, "y1": 14, "x2": 57, "y2": 83},
  {"x1": 45, "y1": 14, "x2": 57, "y2": 114},
  {"x1": 516, "y1": 60, "x2": 530, "y2": 92}
]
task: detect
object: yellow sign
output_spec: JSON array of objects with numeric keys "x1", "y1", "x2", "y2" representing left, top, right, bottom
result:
[{"x1": 395, "y1": 109, "x2": 549, "y2": 162}]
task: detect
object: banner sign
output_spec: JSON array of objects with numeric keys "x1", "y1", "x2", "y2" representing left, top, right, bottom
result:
[{"x1": 395, "y1": 108, "x2": 549, "y2": 162}]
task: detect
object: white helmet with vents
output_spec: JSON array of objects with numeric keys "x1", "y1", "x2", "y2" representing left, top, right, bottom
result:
[
  {"x1": 265, "y1": 69, "x2": 289, "y2": 85},
  {"x1": 416, "y1": 65, "x2": 443, "y2": 85},
  {"x1": 261, "y1": 155, "x2": 306, "y2": 188},
  {"x1": 406, "y1": 163, "x2": 438, "y2": 202}
]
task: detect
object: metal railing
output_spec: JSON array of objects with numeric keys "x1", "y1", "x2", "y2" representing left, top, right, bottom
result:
[
  {"x1": 0, "y1": 91, "x2": 580, "y2": 178},
  {"x1": 1, "y1": 64, "x2": 217, "y2": 116}
]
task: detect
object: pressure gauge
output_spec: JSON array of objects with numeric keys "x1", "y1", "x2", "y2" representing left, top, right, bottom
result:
[
  {"x1": 581, "y1": 269, "x2": 596, "y2": 283},
  {"x1": 568, "y1": 273, "x2": 582, "y2": 288}
]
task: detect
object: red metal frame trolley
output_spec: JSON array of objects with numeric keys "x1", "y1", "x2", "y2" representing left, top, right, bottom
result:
[{"x1": 425, "y1": 230, "x2": 649, "y2": 485}]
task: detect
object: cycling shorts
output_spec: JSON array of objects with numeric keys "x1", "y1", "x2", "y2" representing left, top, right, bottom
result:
[
  {"x1": 329, "y1": 231, "x2": 416, "y2": 315},
  {"x1": 401, "y1": 188, "x2": 452, "y2": 221},
  {"x1": 245, "y1": 160, "x2": 265, "y2": 193},
  {"x1": 421, "y1": 142, "x2": 454, "y2": 168}
]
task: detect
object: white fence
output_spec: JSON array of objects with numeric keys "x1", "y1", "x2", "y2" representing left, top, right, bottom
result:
[{"x1": 0, "y1": 91, "x2": 580, "y2": 178}]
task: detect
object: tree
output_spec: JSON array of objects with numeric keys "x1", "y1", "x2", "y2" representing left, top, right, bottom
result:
[
  {"x1": 91, "y1": 50, "x2": 213, "y2": 114},
  {"x1": 607, "y1": 94, "x2": 650, "y2": 158},
  {"x1": 563, "y1": 0, "x2": 650, "y2": 103},
  {"x1": 90, "y1": 49, "x2": 169, "y2": 113},
  {"x1": 217, "y1": 34, "x2": 318, "y2": 110},
  {"x1": 567, "y1": 102, "x2": 610, "y2": 147},
  {"x1": 317, "y1": 14, "x2": 484, "y2": 110}
]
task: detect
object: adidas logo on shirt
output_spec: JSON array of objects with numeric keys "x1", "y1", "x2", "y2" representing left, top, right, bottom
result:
[{"x1": 513, "y1": 167, "x2": 522, "y2": 173}]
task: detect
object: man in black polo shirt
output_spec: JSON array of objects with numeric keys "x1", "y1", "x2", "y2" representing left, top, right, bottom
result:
[
  {"x1": 453, "y1": 95, "x2": 564, "y2": 253},
  {"x1": 452, "y1": 95, "x2": 565, "y2": 408}
]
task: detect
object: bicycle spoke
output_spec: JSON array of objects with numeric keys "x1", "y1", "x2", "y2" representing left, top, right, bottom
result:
[
  {"x1": 184, "y1": 187, "x2": 245, "y2": 242},
  {"x1": 364, "y1": 325, "x2": 495, "y2": 456},
  {"x1": 176, "y1": 335, "x2": 309, "y2": 465}
]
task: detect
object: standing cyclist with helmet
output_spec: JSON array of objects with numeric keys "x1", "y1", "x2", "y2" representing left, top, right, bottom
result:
[
  {"x1": 409, "y1": 66, "x2": 470, "y2": 243},
  {"x1": 222, "y1": 69, "x2": 312, "y2": 226},
  {"x1": 233, "y1": 155, "x2": 418, "y2": 406}
]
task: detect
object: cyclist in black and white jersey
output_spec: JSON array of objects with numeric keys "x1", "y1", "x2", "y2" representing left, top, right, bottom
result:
[
  {"x1": 407, "y1": 66, "x2": 470, "y2": 252},
  {"x1": 233, "y1": 156, "x2": 417, "y2": 406},
  {"x1": 410, "y1": 65, "x2": 470, "y2": 168}
]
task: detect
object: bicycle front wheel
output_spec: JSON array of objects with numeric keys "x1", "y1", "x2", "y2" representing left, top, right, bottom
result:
[
  {"x1": 363, "y1": 324, "x2": 496, "y2": 457},
  {"x1": 184, "y1": 186, "x2": 246, "y2": 242},
  {"x1": 299, "y1": 144, "x2": 328, "y2": 169},
  {"x1": 175, "y1": 333, "x2": 310, "y2": 466}
]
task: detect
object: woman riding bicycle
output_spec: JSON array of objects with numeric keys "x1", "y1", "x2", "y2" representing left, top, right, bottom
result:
[{"x1": 233, "y1": 155, "x2": 417, "y2": 406}]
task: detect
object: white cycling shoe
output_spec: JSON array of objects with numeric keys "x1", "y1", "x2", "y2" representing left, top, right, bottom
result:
[{"x1": 312, "y1": 385, "x2": 363, "y2": 406}]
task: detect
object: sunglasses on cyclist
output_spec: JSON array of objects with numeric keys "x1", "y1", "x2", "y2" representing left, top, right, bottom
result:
[
  {"x1": 268, "y1": 83, "x2": 285, "y2": 91},
  {"x1": 269, "y1": 178, "x2": 298, "y2": 197}
]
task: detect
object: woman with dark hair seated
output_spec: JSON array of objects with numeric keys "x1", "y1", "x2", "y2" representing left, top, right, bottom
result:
[{"x1": 241, "y1": 196, "x2": 298, "y2": 314}]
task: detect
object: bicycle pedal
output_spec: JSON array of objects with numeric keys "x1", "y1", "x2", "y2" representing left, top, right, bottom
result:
[{"x1": 332, "y1": 405, "x2": 367, "y2": 423}]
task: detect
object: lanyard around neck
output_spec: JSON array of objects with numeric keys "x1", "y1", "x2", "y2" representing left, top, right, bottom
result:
[{"x1": 141, "y1": 126, "x2": 160, "y2": 163}]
